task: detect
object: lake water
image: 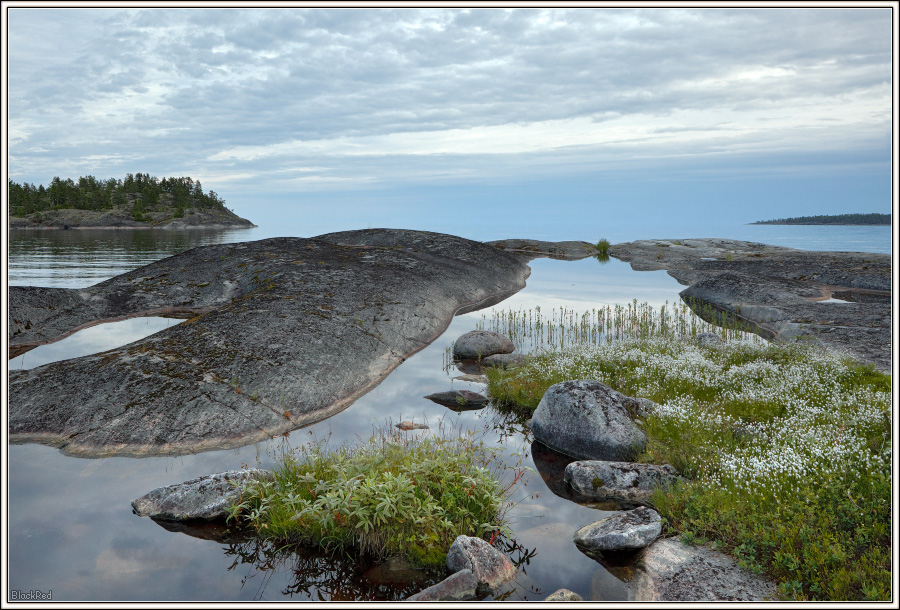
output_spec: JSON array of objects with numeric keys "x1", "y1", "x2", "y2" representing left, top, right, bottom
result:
[{"x1": 5, "y1": 224, "x2": 893, "y2": 601}]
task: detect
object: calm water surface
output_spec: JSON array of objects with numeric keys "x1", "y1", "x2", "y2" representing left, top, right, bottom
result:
[{"x1": 5, "y1": 224, "x2": 892, "y2": 601}]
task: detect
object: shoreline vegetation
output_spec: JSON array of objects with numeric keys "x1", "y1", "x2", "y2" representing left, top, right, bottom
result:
[
  {"x1": 750, "y1": 213, "x2": 890, "y2": 225},
  {"x1": 8, "y1": 173, "x2": 254, "y2": 229},
  {"x1": 480, "y1": 302, "x2": 890, "y2": 601}
]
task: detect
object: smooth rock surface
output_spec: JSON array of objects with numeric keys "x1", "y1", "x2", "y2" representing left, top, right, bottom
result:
[
  {"x1": 452, "y1": 330, "x2": 515, "y2": 360},
  {"x1": 486, "y1": 238, "x2": 598, "y2": 260},
  {"x1": 406, "y1": 568, "x2": 478, "y2": 601},
  {"x1": 9, "y1": 229, "x2": 530, "y2": 457},
  {"x1": 565, "y1": 461, "x2": 679, "y2": 505},
  {"x1": 630, "y1": 537, "x2": 777, "y2": 601},
  {"x1": 446, "y1": 535, "x2": 517, "y2": 592},
  {"x1": 531, "y1": 380, "x2": 647, "y2": 461},
  {"x1": 574, "y1": 506, "x2": 662, "y2": 554},
  {"x1": 131, "y1": 469, "x2": 268, "y2": 520},
  {"x1": 610, "y1": 239, "x2": 891, "y2": 371}
]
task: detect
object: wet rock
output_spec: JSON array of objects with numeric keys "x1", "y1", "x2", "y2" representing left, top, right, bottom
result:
[
  {"x1": 396, "y1": 421, "x2": 429, "y2": 431},
  {"x1": 446, "y1": 535, "x2": 517, "y2": 592},
  {"x1": 363, "y1": 556, "x2": 429, "y2": 588},
  {"x1": 486, "y1": 238, "x2": 598, "y2": 260},
  {"x1": 574, "y1": 506, "x2": 662, "y2": 555},
  {"x1": 406, "y1": 568, "x2": 478, "y2": 601},
  {"x1": 531, "y1": 380, "x2": 647, "y2": 461},
  {"x1": 610, "y1": 239, "x2": 891, "y2": 372},
  {"x1": 630, "y1": 537, "x2": 777, "y2": 601},
  {"x1": 424, "y1": 390, "x2": 489, "y2": 410},
  {"x1": 452, "y1": 330, "x2": 515, "y2": 360},
  {"x1": 544, "y1": 588, "x2": 583, "y2": 601},
  {"x1": 9, "y1": 230, "x2": 529, "y2": 457},
  {"x1": 481, "y1": 353, "x2": 527, "y2": 369},
  {"x1": 131, "y1": 469, "x2": 269, "y2": 520},
  {"x1": 565, "y1": 461, "x2": 679, "y2": 505}
]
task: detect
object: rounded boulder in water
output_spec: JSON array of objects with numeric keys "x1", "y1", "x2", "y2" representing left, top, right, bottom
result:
[{"x1": 452, "y1": 330, "x2": 514, "y2": 360}]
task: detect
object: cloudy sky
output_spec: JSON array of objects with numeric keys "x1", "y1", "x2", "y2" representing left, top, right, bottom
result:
[{"x1": 6, "y1": 7, "x2": 894, "y2": 238}]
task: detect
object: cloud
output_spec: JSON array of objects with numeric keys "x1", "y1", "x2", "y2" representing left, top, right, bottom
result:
[{"x1": 7, "y1": 7, "x2": 892, "y2": 202}]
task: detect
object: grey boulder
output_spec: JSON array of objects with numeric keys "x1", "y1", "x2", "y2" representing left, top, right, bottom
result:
[
  {"x1": 531, "y1": 380, "x2": 647, "y2": 461},
  {"x1": 446, "y1": 535, "x2": 517, "y2": 592},
  {"x1": 453, "y1": 330, "x2": 514, "y2": 360},
  {"x1": 630, "y1": 537, "x2": 776, "y2": 601},
  {"x1": 131, "y1": 469, "x2": 269, "y2": 520},
  {"x1": 565, "y1": 461, "x2": 679, "y2": 505},
  {"x1": 574, "y1": 506, "x2": 662, "y2": 555}
]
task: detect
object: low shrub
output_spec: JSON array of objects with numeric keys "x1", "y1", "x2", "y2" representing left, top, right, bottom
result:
[{"x1": 227, "y1": 426, "x2": 522, "y2": 568}]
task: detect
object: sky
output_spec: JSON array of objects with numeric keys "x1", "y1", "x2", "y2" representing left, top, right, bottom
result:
[{"x1": 4, "y1": 6, "x2": 895, "y2": 240}]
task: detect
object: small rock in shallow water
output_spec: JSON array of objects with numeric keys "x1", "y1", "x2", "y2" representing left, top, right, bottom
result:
[
  {"x1": 452, "y1": 330, "x2": 514, "y2": 360},
  {"x1": 446, "y1": 535, "x2": 517, "y2": 592},
  {"x1": 574, "y1": 506, "x2": 662, "y2": 554},
  {"x1": 396, "y1": 421, "x2": 429, "y2": 431},
  {"x1": 131, "y1": 469, "x2": 270, "y2": 520},
  {"x1": 424, "y1": 390, "x2": 489, "y2": 410}
]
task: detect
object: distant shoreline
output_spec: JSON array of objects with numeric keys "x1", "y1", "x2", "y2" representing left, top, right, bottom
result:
[{"x1": 751, "y1": 213, "x2": 890, "y2": 226}]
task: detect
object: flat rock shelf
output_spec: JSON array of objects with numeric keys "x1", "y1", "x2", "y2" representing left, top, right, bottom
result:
[{"x1": 8, "y1": 229, "x2": 530, "y2": 457}]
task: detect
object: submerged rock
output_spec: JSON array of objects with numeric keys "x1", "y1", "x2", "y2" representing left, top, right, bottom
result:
[
  {"x1": 574, "y1": 507, "x2": 662, "y2": 555},
  {"x1": 565, "y1": 461, "x2": 679, "y2": 505},
  {"x1": 630, "y1": 537, "x2": 777, "y2": 601},
  {"x1": 544, "y1": 588, "x2": 583, "y2": 601},
  {"x1": 452, "y1": 330, "x2": 515, "y2": 360},
  {"x1": 9, "y1": 229, "x2": 530, "y2": 457},
  {"x1": 131, "y1": 469, "x2": 269, "y2": 521},
  {"x1": 446, "y1": 535, "x2": 517, "y2": 593},
  {"x1": 531, "y1": 380, "x2": 647, "y2": 461},
  {"x1": 610, "y1": 238, "x2": 891, "y2": 372}
]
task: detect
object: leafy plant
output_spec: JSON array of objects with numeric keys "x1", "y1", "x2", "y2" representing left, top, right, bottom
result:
[
  {"x1": 229, "y1": 425, "x2": 526, "y2": 569},
  {"x1": 594, "y1": 238, "x2": 611, "y2": 255}
]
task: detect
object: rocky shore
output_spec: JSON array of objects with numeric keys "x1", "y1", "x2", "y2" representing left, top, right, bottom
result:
[
  {"x1": 608, "y1": 238, "x2": 891, "y2": 372},
  {"x1": 8, "y1": 229, "x2": 529, "y2": 457},
  {"x1": 8, "y1": 205, "x2": 255, "y2": 229}
]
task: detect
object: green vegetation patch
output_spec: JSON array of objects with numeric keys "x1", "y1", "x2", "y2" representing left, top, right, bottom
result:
[
  {"x1": 227, "y1": 428, "x2": 519, "y2": 568},
  {"x1": 481, "y1": 303, "x2": 891, "y2": 600}
]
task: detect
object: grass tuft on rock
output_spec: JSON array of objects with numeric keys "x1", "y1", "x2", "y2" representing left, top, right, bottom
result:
[
  {"x1": 226, "y1": 426, "x2": 518, "y2": 568},
  {"x1": 481, "y1": 303, "x2": 891, "y2": 601}
]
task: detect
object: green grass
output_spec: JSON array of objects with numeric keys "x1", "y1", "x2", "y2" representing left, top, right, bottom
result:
[
  {"x1": 479, "y1": 303, "x2": 891, "y2": 601},
  {"x1": 226, "y1": 426, "x2": 522, "y2": 569},
  {"x1": 594, "y1": 237, "x2": 611, "y2": 255}
]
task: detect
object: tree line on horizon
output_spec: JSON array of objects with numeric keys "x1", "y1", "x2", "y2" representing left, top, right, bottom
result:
[
  {"x1": 8, "y1": 173, "x2": 226, "y2": 219},
  {"x1": 752, "y1": 213, "x2": 890, "y2": 226}
]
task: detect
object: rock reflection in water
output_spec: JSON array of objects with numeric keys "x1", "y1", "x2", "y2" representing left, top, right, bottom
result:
[{"x1": 150, "y1": 514, "x2": 538, "y2": 601}]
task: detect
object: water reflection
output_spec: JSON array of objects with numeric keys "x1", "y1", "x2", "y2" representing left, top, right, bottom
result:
[{"x1": 7, "y1": 238, "x2": 694, "y2": 601}]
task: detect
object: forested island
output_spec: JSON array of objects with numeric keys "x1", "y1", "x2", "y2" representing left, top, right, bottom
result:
[
  {"x1": 751, "y1": 213, "x2": 890, "y2": 225},
  {"x1": 8, "y1": 173, "x2": 254, "y2": 229}
]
